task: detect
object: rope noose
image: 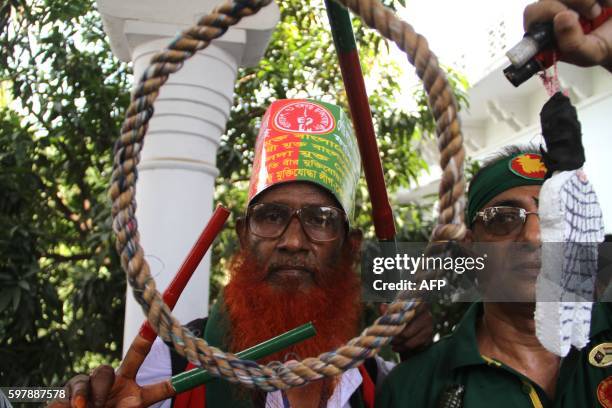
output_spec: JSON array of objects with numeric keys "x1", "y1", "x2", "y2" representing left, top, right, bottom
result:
[{"x1": 110, "y1": 0, "x2": 465, "y2": 391}]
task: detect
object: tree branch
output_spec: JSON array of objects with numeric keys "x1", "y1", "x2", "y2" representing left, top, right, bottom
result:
[{"x1": 31, "y1": 171, "x2": 88, "y2": 237}]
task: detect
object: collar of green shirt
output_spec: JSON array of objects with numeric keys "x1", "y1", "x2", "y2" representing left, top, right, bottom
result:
[
  {"x1": 442, "y1": 301, "x2": 611, "y2": 372},
  {"x1": 442, "y1": 302, "x2": 483, "y2": 371},
  {"x1": 589, "y1": 301, "x2": 612, "y2": 338}
]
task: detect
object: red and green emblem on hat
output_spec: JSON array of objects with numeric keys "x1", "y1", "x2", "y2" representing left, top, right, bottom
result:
[
  {"x1": 509, "y1": 153, "x2": 547, "y2": 180},
  {"x1": 248, "y1": 99, "x2": 361, "y2": 219},
  {"x1": 273, "y1": 101, "x2": 336, "y2": 134}
]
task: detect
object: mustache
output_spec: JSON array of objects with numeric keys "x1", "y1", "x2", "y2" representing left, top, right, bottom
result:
[
  {"x1": 266, "y1": 256, "x2": 318, "y2": 273},
  {"x1": 511, "y1": 260, "x2": 542, "y2": 270},
  {"x1": 509, "y1": 247, "x2": 541, "y2": 270}
]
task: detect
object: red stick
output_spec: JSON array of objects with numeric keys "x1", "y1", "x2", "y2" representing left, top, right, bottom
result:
[
  {"x1": 139, "y1": 205, "x2": 231, "y2": 341},
  {"x1": 338, "y1": 50, "x2": 396, "y2": 241}
]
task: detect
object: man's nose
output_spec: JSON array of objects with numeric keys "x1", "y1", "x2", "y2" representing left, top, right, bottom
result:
[
  {"x1": 517, "y1": 213, "x2": 541, "y2": 246},
  {"x1": 277, "y1": 216, "x2": 309, "y2": 251}
]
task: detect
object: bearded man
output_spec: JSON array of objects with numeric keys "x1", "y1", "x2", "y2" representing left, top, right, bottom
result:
[{"x1": 52, "y1": 99, "x2": 432, "y2": 408}]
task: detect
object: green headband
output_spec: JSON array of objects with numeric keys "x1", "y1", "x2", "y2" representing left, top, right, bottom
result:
[{"x1": 467, "y1": 153, "x2": 547, "y2": 226}]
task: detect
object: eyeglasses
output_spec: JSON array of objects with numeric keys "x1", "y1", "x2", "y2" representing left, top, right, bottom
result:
[
  {"x1": 472, "y1": 206, "x2": 538, "y2": 236},
  {"x1": 246, "y1": 203, "x2": 347, "y2": 242}
]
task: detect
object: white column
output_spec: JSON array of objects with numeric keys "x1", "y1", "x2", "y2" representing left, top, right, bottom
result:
[
  {"x1": 95, "y1": 0, "x2": 279, "y2": 354},
  {"x1": 123, "y1": 38, "x2": 236, "y2": 353}
]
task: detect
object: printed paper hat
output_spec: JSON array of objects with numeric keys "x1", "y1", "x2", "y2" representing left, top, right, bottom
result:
[{"x1": 248, "y1": 99, "x2": 361, "y2": 219}]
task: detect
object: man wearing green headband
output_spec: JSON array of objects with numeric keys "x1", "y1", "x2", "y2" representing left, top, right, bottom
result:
[
  {"x1": 377, "y1": 144, "x2": 612, "y2": 408},
  {"x1": 53, "y1": 100, "x2": 433, "y2": 408}
]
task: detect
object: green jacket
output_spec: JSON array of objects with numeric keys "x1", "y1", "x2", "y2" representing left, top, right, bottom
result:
[
  {"x1": 376, "y1": 302, "x2": 612, "y2": 408},
  {"x1": 178, "y1": 298, "x2": 375, "y2": 408},
  {"x1": 202, "y1": 299, "x2": 252, "y2": 407}
]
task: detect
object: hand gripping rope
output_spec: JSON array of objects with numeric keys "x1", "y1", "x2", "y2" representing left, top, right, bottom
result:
[{"x1": 110, "y1": 0, "x2": 465, "y2": 393}]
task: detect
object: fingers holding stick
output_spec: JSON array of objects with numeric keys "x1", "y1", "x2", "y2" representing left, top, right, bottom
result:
[
  {"x1": 524, "y1": 0, "x2": 569, "y2": 31},
  {"x1": 523, "y1": 0, "x2": 612, "y2": 68},
  {"x1": 554, "y1": 9, "x2": 611, "y2": 66},
  {"x1": 525, "y1": 0, "x2": 606, "y2": 28}
]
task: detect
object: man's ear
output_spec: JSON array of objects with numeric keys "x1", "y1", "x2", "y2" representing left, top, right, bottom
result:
[
  {"x1": 236, "y1": 217, "x2": 248, "y2": 249},
  {"x1": 347, "y1": 228, "x2": 364, "y2": 257}
]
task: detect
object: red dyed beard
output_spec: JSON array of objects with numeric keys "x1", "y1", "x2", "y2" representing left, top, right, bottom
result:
[{"x1": 223, "y1": 245, "x2": 361, "y2": 364}]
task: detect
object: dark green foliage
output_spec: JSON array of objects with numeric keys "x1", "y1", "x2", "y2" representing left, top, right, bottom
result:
[{"x1": 0, "y1": 0, "x2": 129, "y2": 384}]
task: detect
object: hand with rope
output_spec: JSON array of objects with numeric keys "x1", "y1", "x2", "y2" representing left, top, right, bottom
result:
[
  {"x1": 380, "y1": 302, "x2": 433, "y2": 358},
  {"x1": 523, "y1": 0, "x2": 612, "y2": 71}
]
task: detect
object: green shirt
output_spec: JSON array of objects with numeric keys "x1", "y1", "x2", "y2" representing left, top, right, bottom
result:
[{"x1": 376, "y1": 302, "x2": 612, "y2": 408}]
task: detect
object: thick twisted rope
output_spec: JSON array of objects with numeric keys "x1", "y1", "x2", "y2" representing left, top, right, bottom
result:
[
  {"x1": 336, "y1": 0, "x2": 468, "y2": 293},
  {"x1": 335, "y1": 0, "x2": 466, "y2": 243},
  {"x1": 110, "y1": 0, "x2": 464, "y2": 391}
]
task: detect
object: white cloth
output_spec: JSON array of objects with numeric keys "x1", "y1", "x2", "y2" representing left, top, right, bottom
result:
[
  {"x1": 536, "y1": 169, "x2": 605, "y2": 356},
  {"x1": 136, "y1": 338, "x2": 396, "y2": 407},
  {"x1": 265, "y1": 368, "x2": 360, "y2": 408},
  {"x1": 136, "y1": 338, "x2": 173, "y2": 408}
]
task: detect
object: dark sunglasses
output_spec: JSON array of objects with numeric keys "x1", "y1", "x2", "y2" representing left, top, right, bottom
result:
[
  {"x1": 472, "y1": 206, "x2": 538, "y2": 236},
  {"x1": 246, "y1": 202, "x2": 348, "y2": 243}
]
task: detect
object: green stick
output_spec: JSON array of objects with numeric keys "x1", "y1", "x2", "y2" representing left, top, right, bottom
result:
[{"x1": 171, "y1": 322, "x2": 316, "y2": 393}]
